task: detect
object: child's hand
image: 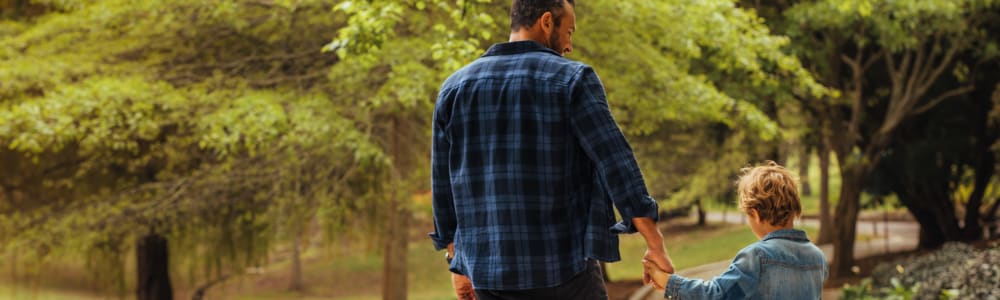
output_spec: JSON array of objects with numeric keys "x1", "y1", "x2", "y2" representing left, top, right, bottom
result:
[{"x1": 642, "y1": 259, "x2": 670, "y2": 290}]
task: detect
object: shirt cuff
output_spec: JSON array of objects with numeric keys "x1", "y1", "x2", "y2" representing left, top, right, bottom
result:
[
  {"x1": 665, "y1": 274, "x2": 684, "y2": 299},
  {"x1": 428, "y1": 232, "x2": 452, "y2": 251},
  {"x1": 610, "y1": 195, "x2": 659, "y2": 234}
]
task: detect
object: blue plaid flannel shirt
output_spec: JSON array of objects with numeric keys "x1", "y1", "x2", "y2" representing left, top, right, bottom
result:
[{"x1": 429, "y1": 41, "x2": 659, "y2": 290}]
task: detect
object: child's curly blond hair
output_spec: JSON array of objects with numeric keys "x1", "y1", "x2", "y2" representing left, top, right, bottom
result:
[{"x1": 736, "y1": 161, "x2": 801, "y2": 226}]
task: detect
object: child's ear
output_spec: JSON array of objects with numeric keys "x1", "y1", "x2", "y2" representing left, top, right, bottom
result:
[{"x1": 747, "y1": 209, "x2": 760, "y2": 223}]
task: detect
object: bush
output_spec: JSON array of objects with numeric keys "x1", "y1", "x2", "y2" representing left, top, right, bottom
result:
[{"x1": 844, "y1": 241, "x2": 1000, "y2": 300}]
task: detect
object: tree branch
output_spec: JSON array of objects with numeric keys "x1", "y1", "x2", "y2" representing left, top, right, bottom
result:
[
  {"x1": 911, "y1": 85, "x2": 976, "y2": 116},
  {"x1": 914, "y1": 40, "x2": 961, "y2": 100},
  {"x1": 840, "y1": 50, "x2": 870, "y2": 142},
  {"x1": 902, "y1": 37, "x2": 929, "y2": 106}
]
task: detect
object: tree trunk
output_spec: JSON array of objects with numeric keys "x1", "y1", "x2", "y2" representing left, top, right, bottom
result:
[
  {"x1": 962, "y1": 85, "x2": 997, "y2": 241},
  {"x1": 962, "y1": 98, "x2": 996, "y2": 241},
  {"x1": 289, "y1": 231, "x2": 304, "y2": 292},
  {"x1": 986, "y1": 198, "x2": 1000, "y2": 238},
  {"x1": 831, "y1": 166, "x2": 863, "y2": 278},
  {"x1": 136, "y1": 233, "x2": 173, "y2": 300},
  {"x1": 696, "y1": 198, "x2": 706, "y2": 226},
  {"x1": 891, "y1": 164, "x2": 963, "y2": 248},
  {"x1": 816, "y1": 145, "x2": 833, "y2": 245},
  {"x1": 763, "y1": 99, "x2": 783, "y2": 165},
  {"x1": 382, "y1": 196, "x2": 409, "y2": 300},
  {"x1": 987, "y1": 198, "x2": 1000, "y2": 223},
  {"x1": 906, "y1": 202, "x2": 961, "y2": 249},
  {"x1": 962, "y1": 154, "x2": 993, "y2": 241},
  {"x1": 911, "y1": 201, "x2": 961, "y2": 249},
  {"x1": 799, "y1": 146, "x2": 811, "y2": 197}
]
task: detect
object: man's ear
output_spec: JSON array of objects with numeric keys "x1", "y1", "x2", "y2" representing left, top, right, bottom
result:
[{"x1": 539, "y1": 11, "x2": 553, "y2": 34}]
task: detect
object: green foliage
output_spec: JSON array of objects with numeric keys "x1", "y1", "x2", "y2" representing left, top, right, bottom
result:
[
  {"x1": 324, "y1": 0, "x2": 835, "y2": 214},
  {"x1": 787, "y1": 0, "x2": 998, "y2": 50},
  {"x1": 0, "y1": 0, "x2": 385, "y2": 291},
  {"x1": 842, "y1": 277, "x2": 960, "y2": 300},
  {"x1": 0, "y1": 0, "x2": 832, "y2": 296},
  {"x1": 573, "y1": 0, "x2": 830, "y2": 138}
]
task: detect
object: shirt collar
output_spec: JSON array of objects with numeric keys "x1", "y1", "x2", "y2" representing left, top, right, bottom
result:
[
  {"x1": 482, "y1": 40, "x2": 562, "y2": 58},
  {"x1": 761, "y1": 228, "x2": 810, "y2": 242}
]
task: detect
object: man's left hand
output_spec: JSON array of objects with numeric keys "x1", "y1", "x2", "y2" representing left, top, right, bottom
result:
[{"x1": 452, "y1": 273, "x2": 476, "y2": 300}]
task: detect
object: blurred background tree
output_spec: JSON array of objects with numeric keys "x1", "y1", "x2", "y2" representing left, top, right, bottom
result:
[{"x1": 753, "y1": 0, "x2": 1000, "y2": 277}]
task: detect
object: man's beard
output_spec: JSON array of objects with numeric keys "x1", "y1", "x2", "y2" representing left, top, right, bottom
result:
[{"x1": 548, "y1": 31, "x2": 562, "y2": 55}]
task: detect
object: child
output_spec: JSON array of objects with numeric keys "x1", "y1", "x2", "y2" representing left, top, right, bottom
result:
[{"x1": 644, "y1": 161, "x2": 828, "y2": 299}]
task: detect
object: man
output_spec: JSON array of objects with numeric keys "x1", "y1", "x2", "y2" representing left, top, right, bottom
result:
[{"x1": 430, "y1": 1, "x2": 674, "y2": 299}]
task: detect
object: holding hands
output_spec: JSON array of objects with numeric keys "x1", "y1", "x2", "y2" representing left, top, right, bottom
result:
[
  {"x1": 642, "y1": 259, "x2": 671, "y2": 290},
  {"x1": 642, "y1": 247, "x2": 674, "y2": 290}
]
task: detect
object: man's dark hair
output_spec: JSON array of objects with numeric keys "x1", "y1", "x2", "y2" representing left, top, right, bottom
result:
[{"x1": 510, "y1": 0, "x2": 575, "y2": 31}]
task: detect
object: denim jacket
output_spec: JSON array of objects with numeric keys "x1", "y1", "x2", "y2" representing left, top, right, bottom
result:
[{"x1": 664, "y1": 229, "x2": 828, "y2": 299}]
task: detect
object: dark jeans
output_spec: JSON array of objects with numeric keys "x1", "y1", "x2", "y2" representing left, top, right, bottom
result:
[{"x1": 474, "y1": 261, "x2": 608, "y2": 300}]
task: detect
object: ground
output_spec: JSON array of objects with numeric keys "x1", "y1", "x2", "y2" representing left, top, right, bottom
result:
[{"x1": 607, "y1": 280, "x2": 644, "y2": 300}]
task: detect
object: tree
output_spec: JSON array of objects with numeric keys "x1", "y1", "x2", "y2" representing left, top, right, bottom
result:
[
  {"x1": 329, "y1": 1, "x2": 828, "y2": 295},
  {"x1": 781, "y1": 0, "x2": 1000, "y2": 277},
  {"x1": 865, "y1": 77, "x2": 1000, "y2": 247},
  {"x1": 0, "y1": 1, "x2": 384, "y2": 298},
  {"x1": 2, "y1": 0, "x2": 830, "y2": 298}
]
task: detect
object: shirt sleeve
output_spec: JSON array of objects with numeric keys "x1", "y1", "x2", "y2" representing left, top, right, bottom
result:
[
  {"x1": 428, "y1": 93, "x2": 456, "y2": 251},
  {"x1": 665, "y1": 248, "x2": 760, "y2": 299},
  {"x1": 568, "y1": 66, "x2": 659, "y2": 234}
]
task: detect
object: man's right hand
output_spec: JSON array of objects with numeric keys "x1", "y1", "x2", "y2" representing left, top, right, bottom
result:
[{"x1": 452, "y1": 273, "x2": 476, "y2": 300}]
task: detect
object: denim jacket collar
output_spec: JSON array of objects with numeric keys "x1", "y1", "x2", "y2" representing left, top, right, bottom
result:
[
  {"x1": 761, "y1": 228, "x2": 810, "y2": 243},
  {"x1": 482, "y1": 40, "x2": 561, "y2": 58}
]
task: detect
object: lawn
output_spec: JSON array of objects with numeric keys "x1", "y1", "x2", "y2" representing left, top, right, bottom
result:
[
  {"x1": 1, "y1": 220, "x2": 821, "y2": 300},
  {"x1": 222, "y1": 220, "x2": 815, "y2": 300},
  {"x1": 0, "y1": 284, "x2": 103, "y2": 300}
]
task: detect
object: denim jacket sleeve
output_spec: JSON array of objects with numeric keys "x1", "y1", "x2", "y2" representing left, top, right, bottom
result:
[{"x1": 664, "y1": 247, "x2": 759, "y2": 299}]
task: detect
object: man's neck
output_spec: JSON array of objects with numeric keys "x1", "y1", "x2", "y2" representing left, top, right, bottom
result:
[{"x1": 509, "y1": 30, "x2": 545, "y2": 45}]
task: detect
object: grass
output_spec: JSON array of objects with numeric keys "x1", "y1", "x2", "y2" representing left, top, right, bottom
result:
[
  {"x1": 1, "y1": 220, "x2": 824, "y2": 300},
  {"x1": 200, "y1": 239, "x2": 458, "y2": 300},
  {"x1": 0, "y1": 284, "x2": 102, "y2": 300},
  {"x1": 1, "y1": 222, "x2": 849, "y2": 300},
  {"x1": 1, "y1": 150, "x2": 886, "y2": 300}
]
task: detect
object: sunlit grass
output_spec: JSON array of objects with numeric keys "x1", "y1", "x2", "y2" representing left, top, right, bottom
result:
[
  {"x1": 0, "y1": 284, "x2": 103, "y2": 300},
  {"x1": 3, "y1": 221, "x2": 823, "y2": 300}
]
